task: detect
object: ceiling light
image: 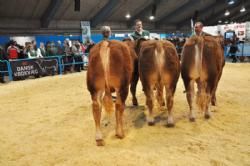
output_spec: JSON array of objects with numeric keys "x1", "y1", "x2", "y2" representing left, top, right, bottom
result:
[
  {"x1": 228, "y1": 0, "x2": 235, "y2": 5},
  {"x1": 149, "y1": 15, "x2": 155, "y2": 20},
  {"x1": 240, "y1": 6, "x2": 246, "y2": 12},
  {"x1": 224, "y1": 20, "x2": 228, "y2": 24},
  {"x1": 218, "y1": 20, "x2": 222, "y2": 23},
  {"x1": 125, "y1": 13, "x2": 131, "y2": 19},
  {"x1": 225, "y1": 10, "x2": 230, "y2": 16}
]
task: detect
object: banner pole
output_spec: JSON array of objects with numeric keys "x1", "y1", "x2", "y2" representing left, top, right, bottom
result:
[{"x1": 6, "y1": 61, "x2": 13, "y2": 81}]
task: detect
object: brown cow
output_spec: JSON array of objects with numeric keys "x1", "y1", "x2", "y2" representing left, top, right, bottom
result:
[
  {"x1": 181, "y1": 36, "x2": 225, "y2": 121},
  {"x1": 139, "y1": 40, "x2": 180, "y2": 126},
  {"x1": 87, "y1": 40, "x2": 133, "y2": 146}
]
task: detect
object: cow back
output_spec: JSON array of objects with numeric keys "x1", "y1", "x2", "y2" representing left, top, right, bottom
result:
[
  {"x1": 139, "y1": 40, "x2": 180, "y2": 85},
  {"x1": 87, "y1": 40, "x2": 133, "y2": 94},
  {"x1": 181, "y1": 36, "x2": 224, "y2": 87}
]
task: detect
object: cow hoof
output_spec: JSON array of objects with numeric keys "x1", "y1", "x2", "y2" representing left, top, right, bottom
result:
[
  {"x1": 211, "y1": 101, "x2": 217, "y2": 106},
  {"x1": 96, "y1": 139, "x2": 105, "y2": 146},
  {"x1": 148, "y1": 121, "x2": 155, "y2": 126},
  {"x1": 147, "y1": 117, "x2": 155, "y2": 126},
  {"x1": 189, "y1": 117, "x2": 196, "y2": 122},
  {"x1": 132, "y1": 99, "x2": 138, "y2": 106},
  {"x1": 204, "y1": 114, "x2": 211, "y2": 119},
  {"x1": 166, "y1": 123, "x2": 175, "y2": 128},
  {"x1": 133, "y1": 102, "x2": 138, "y2": 106},
  {"x1": 116, "y1": 134, "x2": 125, "y2": 139}
]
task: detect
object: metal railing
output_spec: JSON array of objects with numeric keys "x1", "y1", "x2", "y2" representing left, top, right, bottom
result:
[
  {"x1": 0, "y1": 60, "x2": 13, "y2": 81},
  {"x1": 224, "y1": 43, "x2": 250, "y2": 57},
  {"x1": 0, "y1": 53, "x2": 89, "y2": 82}
]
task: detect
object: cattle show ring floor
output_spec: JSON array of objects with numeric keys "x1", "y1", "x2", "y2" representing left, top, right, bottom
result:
[{"x1": 0, "y1": 63, "x2": 249, "y2": 166}]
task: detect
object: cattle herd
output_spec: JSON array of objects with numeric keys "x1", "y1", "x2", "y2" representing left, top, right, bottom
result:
[{"x1": 87, "y1": 35, "x2": 225, "y2": 146}]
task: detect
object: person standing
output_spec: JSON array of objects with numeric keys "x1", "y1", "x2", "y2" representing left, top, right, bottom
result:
[
  {"x1": 63, "y1": 38, "x2": 73, "y2": 73},
  {"x1": 229, "y1": 39, "x2": 239, "y2": 63},
  {"x1": 101, "y1": 26, "x2": 111, "y2": 40},
  {"x1": 72, "y1": 41, "x2": 83, "y2": 72},
  {"x1": 7, "y1": 40, "x2": 20, "y2": 60},
  {"x1": 130, "y1": 19, "x2": 150, "y2": 40},
  {"x1": 193, "y1": 22, "x2": 211, "y2": 36}
]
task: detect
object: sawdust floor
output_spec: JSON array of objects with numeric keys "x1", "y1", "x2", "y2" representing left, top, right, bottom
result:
[{"x1": 0, "y1": 63, "x2": 249, "y2": 166}]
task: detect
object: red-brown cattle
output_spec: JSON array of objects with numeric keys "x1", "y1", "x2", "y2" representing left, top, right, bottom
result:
[
  {"x1": 181, "y1": 36, "x2": 225, "y2": 121},
  {"x1": 139, "y1": 40, "x2": 180, "y2": 126},
  {"x1": 87, "y1": 40, "x2": 133, "y2": 146}
]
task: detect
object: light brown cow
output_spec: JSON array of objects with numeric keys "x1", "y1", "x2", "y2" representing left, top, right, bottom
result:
[
  {"x1": 181, "y1": 36, "x2": 225, "y2": 121},
  {"x1": 87, "y1": 40, "x2": 133, "y2": 146},
  {"x1": 139, "y1": 40, "x2": 180, "y2": 126}
]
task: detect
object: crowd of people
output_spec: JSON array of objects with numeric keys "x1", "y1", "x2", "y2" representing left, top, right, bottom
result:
[
  {"x1": 0, "y1": 38, "x2": 95, "y2": 82},
  {"x1": 0, "y1": 38, "x2": 94, "y2": 60}
]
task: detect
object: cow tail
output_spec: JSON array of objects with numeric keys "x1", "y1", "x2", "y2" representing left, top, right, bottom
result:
[
  {"x1": 154, "y1": 41, "x2": 165, "y2": 80},
  {"x1": 99, "y1": 41, "x2": 114, "y2": 114},
  {"x1": 196, "y1": 37, "x2": 209, "y2": 111}
]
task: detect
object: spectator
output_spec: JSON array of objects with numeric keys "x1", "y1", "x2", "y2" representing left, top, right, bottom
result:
[
  {"x1": 18, "y1": 45, "x2": 27, "y2": 59},
  {"x1": 7, "y1": 40, "x2": 20, "y2": 60},
  {"x1": 63, "y1": 38, "x2": 73, "y2": 73},
  {"x1": 39, "y1": 42, "x2": 46, "y2": 57},
  {"x1": 32, "y1": 40, "x2": 43, "y2": 58},
  {"x1": 84, "y1": 37, "x2": 95, "y2": 54},
  {"x1": 72, "y1": 41, "x2": 84, "y2": 72},
  {"x1": 46, "y1": 41, "x2": 57, "y2": 56},
  {"x1": 26, "y1": 43, "x2": 37, "y2": 58},
  {"x1": 56, "y1": 40, "x2": 64, "y2": 55},
  {"x1": 229, "y1": 40, "x2": 239, "y2": 63}
]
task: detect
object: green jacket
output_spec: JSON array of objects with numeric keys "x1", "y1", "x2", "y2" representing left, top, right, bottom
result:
[{"x1": 131, "y1": 30, "x2": 150, "y2": 40}]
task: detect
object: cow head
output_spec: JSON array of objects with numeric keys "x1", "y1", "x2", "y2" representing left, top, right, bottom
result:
[
  {"x1": 123, "y1": 38, "x2": 138, "y2": 60},
  {"x1": 135, "y1": 37, "x2": 148, "y2": 56}
]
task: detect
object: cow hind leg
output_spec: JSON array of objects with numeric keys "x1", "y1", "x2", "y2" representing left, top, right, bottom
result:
[
  {"x1": 91, "y1": 91, "x2": 105, "y2": 146},
  {"x1": 115, "y1": 87, "x2": 128, "y2": 139},
  {"x1": 205, "y1": 83, "x2": 215, "y2": 119},
  {"x1": 144, "y1": 86, "x2": 155, "y2": 126},
  {"x1": 156, "y1": 83, "x2": 165, "y2": 108},
  {"x1": 211, "y1": 92, "x2": 217, "y2": 106},
  {"x1": 102, "y1": 91, "x2": 114, "y2": 126},
  {"x1": 165, "y1": 87, "x2": 175, "y2": 127},
  {"x1": 130, "y1": 71, "x2": 139, "y2": 106},
  {"x1": 197, "y1": 82, "x2": 212, "y2": 119},
  {"x1": 184, "y1": 78, "x2": 196, "y2": 122},
  {"x1": 211, "y1": 78, "x2": 220, "y2": 106},
  {"x1": 103, "y1": 91, "x2": 114, "y2": 114}
]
